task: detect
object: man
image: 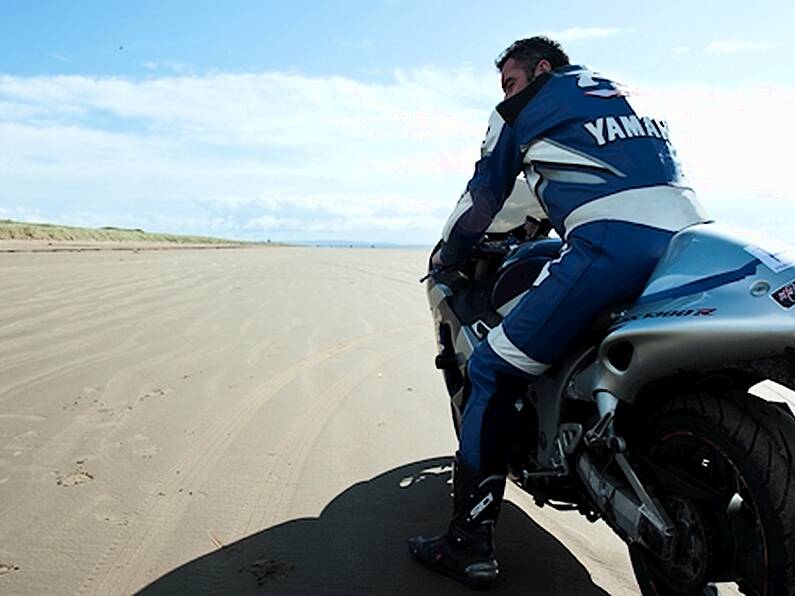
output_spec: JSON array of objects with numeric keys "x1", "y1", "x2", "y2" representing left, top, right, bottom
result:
[{"x1": 409, "y1": 37, "x2": 708, "y2": 587}]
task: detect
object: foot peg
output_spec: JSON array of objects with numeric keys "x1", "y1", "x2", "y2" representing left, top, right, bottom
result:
[{"x1": 435, "y1": 353, "x2": 458, "y2": 369}]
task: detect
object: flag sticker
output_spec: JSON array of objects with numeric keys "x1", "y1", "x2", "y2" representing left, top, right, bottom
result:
[{"x1": 772, "y1": 281, "x2": 795, "y2": 309}]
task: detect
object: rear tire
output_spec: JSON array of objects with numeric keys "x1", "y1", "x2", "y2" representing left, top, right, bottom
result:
[{"x1": 630, "y1": 391, "x2": 795, "y2": 596}]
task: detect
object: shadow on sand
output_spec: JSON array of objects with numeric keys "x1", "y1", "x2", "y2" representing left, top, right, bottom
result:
[{"x1": 138, "y1": 457, "x2": 611, "y2": 595}]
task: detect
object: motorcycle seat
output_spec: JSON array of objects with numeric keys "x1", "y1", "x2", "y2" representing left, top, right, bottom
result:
[
  {"x1": 504, "y1": 238, "x2": 563, "y2": 265},
  {"x1": 491, "y1": 239, "x2": 563, "y2": 313}
]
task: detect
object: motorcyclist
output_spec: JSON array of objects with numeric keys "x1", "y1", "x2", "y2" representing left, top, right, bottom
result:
[{"x1": 409, "y1": 36, "x2": 709, "y2": 587}]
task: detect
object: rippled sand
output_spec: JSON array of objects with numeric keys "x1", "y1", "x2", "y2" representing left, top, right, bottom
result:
[{"x1": 0, "y1": 246, "x2": 645, "y2": 595}]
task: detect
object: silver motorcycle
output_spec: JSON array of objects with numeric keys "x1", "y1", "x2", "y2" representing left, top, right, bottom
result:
[{"x1": 426, "y1": 212, "x2": 795, "y2": 594}]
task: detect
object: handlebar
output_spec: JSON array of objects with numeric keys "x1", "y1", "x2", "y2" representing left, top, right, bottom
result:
[{"x1": 421, "y1": 222, "x2": 552, "y2": 284}]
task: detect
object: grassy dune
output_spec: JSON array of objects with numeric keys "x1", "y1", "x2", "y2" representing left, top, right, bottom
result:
[{"x1": 0, "y1": 219, "x2": 258, "y2": 245}]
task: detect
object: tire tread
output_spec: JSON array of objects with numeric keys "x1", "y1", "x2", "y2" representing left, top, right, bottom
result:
[{"x1": 633, "y1": 390, "x2": 795, "y2": 595}]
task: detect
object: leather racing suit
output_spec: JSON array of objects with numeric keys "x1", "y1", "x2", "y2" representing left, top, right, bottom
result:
[{"x1": 438, "y1": 64, "x2": 709, "y2": 475}]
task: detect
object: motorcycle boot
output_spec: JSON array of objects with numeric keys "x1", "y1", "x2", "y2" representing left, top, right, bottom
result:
[{"x1": 408, "y1": 454, "x2": 506, "y2": 588}]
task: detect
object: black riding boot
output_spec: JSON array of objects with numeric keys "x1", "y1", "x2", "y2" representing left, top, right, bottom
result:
[{"x1": 408, "y1": 454, "x2": 506, "y2": 588}]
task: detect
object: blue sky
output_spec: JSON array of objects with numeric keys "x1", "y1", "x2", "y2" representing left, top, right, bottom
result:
[{"x1": 1, "y1": 1, "x2": 794, "y2": 243}]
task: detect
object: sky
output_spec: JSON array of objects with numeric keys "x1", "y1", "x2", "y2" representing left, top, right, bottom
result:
[{"x1": 1, "y1": 0, "x2": 794, "y2": 244}]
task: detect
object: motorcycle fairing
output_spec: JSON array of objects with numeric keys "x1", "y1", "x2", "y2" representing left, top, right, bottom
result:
[{"x1": 579, "y1": 223, "x2": 795, "y2": 403}]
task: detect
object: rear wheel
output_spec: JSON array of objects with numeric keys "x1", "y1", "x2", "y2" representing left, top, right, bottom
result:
[{"x1": 630, "y1": 391, "x2": 795, "y2": 595}]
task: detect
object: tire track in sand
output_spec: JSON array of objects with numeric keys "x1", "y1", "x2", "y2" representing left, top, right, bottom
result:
[
  {"x1": 241, "y1": 339, "x2": 419, "y2": 535},
  {"x1": 78, "y1": 322, "x2": 424, "y2": 595},
  {"x1": 134, "y1": 340, "x2": 419, "y2": 595}
]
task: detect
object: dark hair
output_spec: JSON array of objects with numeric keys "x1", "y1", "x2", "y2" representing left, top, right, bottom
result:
[{"x1": 495, "y1": 36, "x2": 570, "y2": 77}]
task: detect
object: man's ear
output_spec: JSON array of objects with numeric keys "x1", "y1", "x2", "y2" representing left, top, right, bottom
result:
[{"x1": 534, "y1": 59, "x2": 552, "y2": 76}]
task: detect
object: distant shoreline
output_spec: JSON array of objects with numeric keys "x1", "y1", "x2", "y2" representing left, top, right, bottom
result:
[
  {"x1": 0, "y1": 219, "x2": 282, "y2": 253},
  {"x1": 0, "y1": 218, "x2": 262, "y2": 245},
  {"x1": 0, "y1": 220, "x2": 431, "y2": 253},
  {"x1": 0, "y1": 219, "x2": 433, "y2": 252},
  {"x1": 0, "y1": 240, "x2": 430, "y2": 254},
  {"x1": 0, "y1": 239, "x2": 272, "y2": 253}
]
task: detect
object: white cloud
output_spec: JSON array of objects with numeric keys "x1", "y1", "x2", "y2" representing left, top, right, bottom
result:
[
  {"x1": 140, "y1": 60, "x2": 190, "y2": 73},
  {"x1": 706, "y1": 40, "x2": 776, "y2": 53},
  {"x1": 0, "y1": 68, "x2": 491, "y2": 241},
  {"x1": 0, "y1": 69, "x2": 490, "y2": 151},
  {"x1": 1, "y1": 66, "x2": 794, "y2": 243},
  {"x1": 543, "y1": 27, "x2": 634, "y2": 42},
  {"x1": 672, "y1": 45, "x2": 691, "y2": 55}
]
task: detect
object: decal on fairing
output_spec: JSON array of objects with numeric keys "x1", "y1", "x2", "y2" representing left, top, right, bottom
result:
[
  {"x1": 772, "y1": 281, "x2": 795, "y2": 309},
  {"x1": 618, "y1": 307, "x2": 717, "y2": 323}
]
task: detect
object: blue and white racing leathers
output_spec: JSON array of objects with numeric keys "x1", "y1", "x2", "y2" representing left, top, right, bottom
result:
[{"x1": 439, "y1": 64, "x2": 710, "y2": 473}]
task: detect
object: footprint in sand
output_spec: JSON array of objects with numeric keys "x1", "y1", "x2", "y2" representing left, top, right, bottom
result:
[
  {"x1": 56, "y1": 471, "x2": 94, "y2": 487},
  {"x1": 138, "y1": 387, "x2": 173, "y2": 403},
  {"x1": 240, "y1": 559, "x2": 295, "y2": 585},
  {"x1": 63, "y1": 387, "x2": 101, "y2": 412},
  {"x1": 62, "y1": 394, "x2": 85, "y2": 412},
  {"x1": 94, "y1": 511, "x2": 129, "y2": 526},
  {"x1": 132, "y1": 444, "x2": 161, "y2": 459}
]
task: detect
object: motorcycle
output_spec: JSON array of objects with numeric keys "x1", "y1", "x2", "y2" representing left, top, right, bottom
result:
[{"x1": 425, "y1": 200, "x2": 795, "y2": 594}]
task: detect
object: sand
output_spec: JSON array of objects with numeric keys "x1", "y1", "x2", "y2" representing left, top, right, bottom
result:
[
  {"x1": 0, "y1": 245, "x2": 678, "y2": 595},
  {"x1": 0, "y1": 240, "x2": 249, "y2": 253}
]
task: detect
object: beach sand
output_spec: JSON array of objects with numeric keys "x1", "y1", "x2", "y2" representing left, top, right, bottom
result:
[{"x1": 0, "y1": 245, "x2": 652, "y2": 594}]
